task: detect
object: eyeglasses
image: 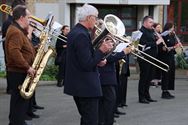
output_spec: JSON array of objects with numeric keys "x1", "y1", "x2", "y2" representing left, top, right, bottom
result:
[{"x1": 90, "y1": 15, "x2": 99, "y2": 20}]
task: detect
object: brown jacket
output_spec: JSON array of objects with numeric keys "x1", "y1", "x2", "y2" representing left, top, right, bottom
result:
[{"x1": 5, "y1": 23, "x2": 35, "y2": 73}]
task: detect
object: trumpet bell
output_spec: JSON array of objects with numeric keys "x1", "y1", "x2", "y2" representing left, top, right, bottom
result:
[
  {"x1": 104, "y1": 14, "x2": 125, "y2": 37},
  {"x1": 92, "y1": 14, "x2": 126, "y2": 48}
]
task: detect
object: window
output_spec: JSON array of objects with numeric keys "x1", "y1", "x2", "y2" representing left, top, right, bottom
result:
[
  {"x1": 168, "y1": 0, "x2": 188, "y2": 43},
  {"x1": 96, "y1": 5, "x2": 137, "y2": 36}
]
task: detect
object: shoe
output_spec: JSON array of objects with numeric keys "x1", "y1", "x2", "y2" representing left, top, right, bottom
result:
[
  {"x1": 161, "y1": 91, "x2": 175, "y2": 99},
  {"x1": 32, "y1": 108, "x2": 37, "y2": 112},
  {"x1": 23, "y1": 121, "x2": 33, "y2": 125},
  {"x1": 139, "y1": 99, "x2": 150, "y2": 104},
  {"x1": 56, "y1": 80, "x2": 64, "y2": 87},
  {"x1": 114, "y1": 113, "x2": 120, "y2": 118},
  {"x1": 25, "y1": 115, "x2": 32, "y2": 121},
  {"x1": 121, "y1": 104, "x2": 128, "y2": 107},
  {"x1": 118, "y1": 103, "x2": 128, "y2": 108},
  {"x1": 166, "y1": 91, "x2": 175, "y2": 98},
  {"x1": 146, "y1": 98, "x2": 157, "y2": 102},
  {"x1": 57, "y1": 83, "x2": 63, "y2": 87},
  {"x1": 33, "y1": 105, "x2": 44, "y2": 110},
  {"x1": 27, "y1": 112, "x2": 40, "y2": 118},
  {"x1": 115, "y1": 110, "x2": 126, "y2": 115}
]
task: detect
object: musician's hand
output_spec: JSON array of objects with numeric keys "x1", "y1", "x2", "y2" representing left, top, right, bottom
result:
[
  {"x1": 99, "y1": 39, "x2": 114, "y2": 53},
  {"x1": 27, "y1": 67, "x2": 36, "y2": 78},
  {"x1": 97, "y1": 59, "x2": 107, "y2": 67},
  {"x1": 27, "y1": 26, "x2": 34, "y2": 40},
  {"x1": 156, "y1": 38, "x2": 163, "y2": 45},
  {"x1": 162, "y1": 46, "x2": 167, "y2": 51},
  {"x1": 123, "y1": 46, "x2": 132, "y2": 54}
]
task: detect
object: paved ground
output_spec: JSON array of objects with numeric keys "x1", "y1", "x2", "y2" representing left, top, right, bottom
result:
[{"x1": 0, "y1": 72, "x2": 188, "y2": 125}]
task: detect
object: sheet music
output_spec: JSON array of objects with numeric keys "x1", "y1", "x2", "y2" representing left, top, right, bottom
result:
[
  {"x1": 161, "y1": 30, "x2": 170, "y2": 36},
  {"x1": 113, "y1": 42, "x2": 130, "y2": 52},
  {"x1": 131, "y1": 30, "x2": 143, "y2": 41}
]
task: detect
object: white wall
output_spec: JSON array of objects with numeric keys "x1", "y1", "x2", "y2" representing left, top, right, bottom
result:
[
  {"x1": 35, "y1": 3, "x2": 60, "y2": 23},
  {"x1": 0, "y1": 36, "x2": 5, "y2": 71}
]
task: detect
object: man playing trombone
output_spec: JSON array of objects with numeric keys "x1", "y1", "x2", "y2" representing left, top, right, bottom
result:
[{"x1": 138, "y1": 16, "x2": 164, "y2": 104}]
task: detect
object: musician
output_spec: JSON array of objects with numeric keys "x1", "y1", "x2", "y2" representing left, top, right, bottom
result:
[
  {"x1": 55, "y1": 25, "x2": 70, "y2": 87},
  {"x1": 150, "y1": 23, "x2": 163, "y2": 86},
  {"x1": 160, "y1": 22, "x2": 179, "y2": 99},
  {"x1": 98, "y1": 48, "x2": 132, "y2": 125},
  {"x1": 5, "y1": 5, "x2": 35, "y2": 125},
  {"x1": 2, "y1": 0, "x2": 25, "y2": 94},
  {"x1": 138, "y1": 16, "x2": 163, "y2": 104},
  {"x1": 64, "y1": 4, "x2": 113, "y2": 125}
]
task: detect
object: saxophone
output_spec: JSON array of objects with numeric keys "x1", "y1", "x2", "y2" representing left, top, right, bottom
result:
[
  {"x1": 20, "y1": 31, "x2": 54, "y2": 99},
  {"x1": 20, "y1": 14, "x2": 55, "y2": 99},
  {"x1": 1, "y1": 4, "x2": 55, "y2": 99}
]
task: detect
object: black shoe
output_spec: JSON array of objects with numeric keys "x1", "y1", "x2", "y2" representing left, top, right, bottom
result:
[
  {"x1": 115, "y1": 110, "x2": 126, "y2": 115},
  {"x1": 32, "y1": 108, "x2": 37, "y2": 112},
  {"x1": 33, "y1": 105, "x2": 44, "y2": 110},
  {"x1": 166, "y1": 91, "x2": 175, "y2": 98},
  {"x1": 146, "y1": 98, "x2": 157, "y2": 102},
  {"x1": 57, "y1": 80, "x2": 64, "y2": 87},
  {"x1": 139, "y1": 99, "x2": 150, "y2": 104},
  {"x1": 27, "y1": 112, "x2": 40, "y2": 118},
  {"x1": 25, "y1": 115, "x2": 32, "y2": 120},
  {"x1": 114, "y1": 113, "x2": 120, "y2": 118},
  {"x1": 23, "y1": 121, "x2": 33, "y2": 125},
  {"x1": 161, "y1": 91, "x2": 175, "y2": 99}
]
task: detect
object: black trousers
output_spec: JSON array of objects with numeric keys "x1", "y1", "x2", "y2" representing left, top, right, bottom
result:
[
  {"x1": 57, "y1": 56, "x2": 66, "y2": 82},
  {"x1": 138, "y1": 61, "x2": 153, "y2": 100},
  {"x1": 120, "y1": 75, "x2": 128, "y2": 105},
  {"x1": 8, "y1": 72, "x2": 29, "y2": 125},
  {"x1": 161, "y1": 56, "x2": 175, "y2": 90},
  {"x1": 98, "y1": 86, "x2": 116, "y2": 125},
  {"x1": 73, "y1": 96, "x2": 99, "y2": 125}
]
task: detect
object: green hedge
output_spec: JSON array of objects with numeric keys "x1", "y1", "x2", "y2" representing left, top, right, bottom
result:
[
  {"x1": 0, "y1": 64, "x2": 58, "y2": 81},
  {"x1": 176, "y1": 53, "x2": 188, "y2": 69}
]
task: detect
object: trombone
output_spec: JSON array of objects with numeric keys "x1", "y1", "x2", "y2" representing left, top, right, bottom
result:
[{"x1": 94, "y1": 14, "x2": 169, "y2": 72}]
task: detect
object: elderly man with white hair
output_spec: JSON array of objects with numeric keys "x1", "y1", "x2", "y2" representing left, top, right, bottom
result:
[{"x1": 64, "y1": 4, "x2": 113, "y2": 125}]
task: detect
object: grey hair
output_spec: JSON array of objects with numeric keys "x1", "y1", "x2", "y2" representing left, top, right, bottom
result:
[{"x1": 77, "y1": 4, "x2": 98, "y2": 21}]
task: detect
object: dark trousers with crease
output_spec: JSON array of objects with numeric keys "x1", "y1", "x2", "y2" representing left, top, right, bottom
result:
[
  {"x1": 8, "y1": 71, "x2": 29, "y2": 125},
  {"x1": 138, "y1": 61, "x2": 153, "y2": 100},
  {"x1": 73, "y1": 96, "x2": 99, "y2": 125},
  {"x1": 98, "y1": 86, "x2": 116, "y2": 125}
]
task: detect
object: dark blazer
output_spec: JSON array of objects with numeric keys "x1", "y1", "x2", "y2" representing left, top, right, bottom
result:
[
  {"x1": 99, "y1": 51, "x2": 126, "y2": 86},
  {"x1": 55, "y1": 33, "x2": 67, "y2": 65},
  {"x1": 139, "y1": 26, "x2": 158, "y2": 58},
  {"x1": 64, "y1": 23, "x2": 105, "y2": 97}
]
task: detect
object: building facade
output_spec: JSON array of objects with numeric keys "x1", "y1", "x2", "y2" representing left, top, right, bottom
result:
[{"x1": 0, "y1": 0, "x2": 171, "y2": 70}]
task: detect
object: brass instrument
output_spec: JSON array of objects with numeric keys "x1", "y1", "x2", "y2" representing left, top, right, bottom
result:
[
  {"x1": 92, "y1": 14, "x2": 125, "y2": 59},
  {"x1": 1, "y1": 4, "x2": 62, "y2": 99},
  {"x1": 20, "y1": 14, "x2": 55, "y2": 99},
  {"x1": 94, "y1": 14, "x2": 169, "y2": 72},
  {"x1": 0, "y1": 4, "x2": 12, "y2": 14}
]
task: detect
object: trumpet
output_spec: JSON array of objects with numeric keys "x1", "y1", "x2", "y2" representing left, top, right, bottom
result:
[{"x1": 94, "y1": 14, "x2": 169, "y2": 72}]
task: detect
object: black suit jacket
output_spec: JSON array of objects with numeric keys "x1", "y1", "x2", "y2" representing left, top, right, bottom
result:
[
  {"x1": 99, "y1": 52, "x2": 126, "y2": 86},
  {"x1": 64, "y1": 23, "x2": 105, "y2": 97},
  {"x1": 139, "y1": 26, "x2": 158, "y2": 58}
]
